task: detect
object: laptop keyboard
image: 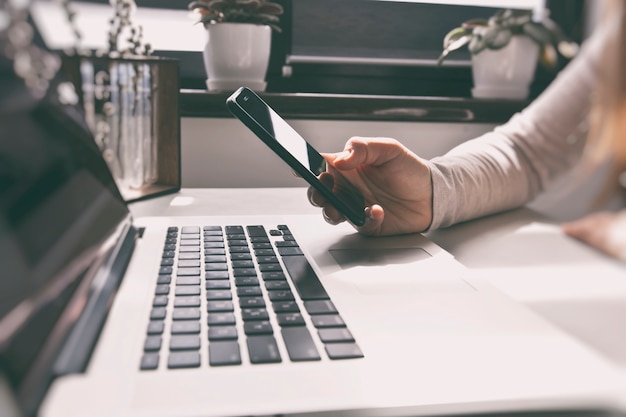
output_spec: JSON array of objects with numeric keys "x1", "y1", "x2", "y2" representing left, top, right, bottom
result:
[{"x1": 140, "y1": 224, "x2": 364, "y2": 370}]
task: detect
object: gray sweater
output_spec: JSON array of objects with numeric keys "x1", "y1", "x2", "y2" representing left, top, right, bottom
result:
[{"x1": 428, "y1": 19, "x2": 613, "y2": 230}]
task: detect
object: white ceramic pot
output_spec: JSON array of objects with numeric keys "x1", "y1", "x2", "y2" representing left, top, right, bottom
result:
[
  {"x1": 471, "y1": 35, "x2": 540, "y2": 100},
  {"x1": 203, "y1": 23, "x2": 271, "y2": 92}
]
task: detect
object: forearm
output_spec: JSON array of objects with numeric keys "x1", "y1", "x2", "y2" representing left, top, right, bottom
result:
[{"x1": 427, "y1": 20, "x2": 609, "y2": 230}]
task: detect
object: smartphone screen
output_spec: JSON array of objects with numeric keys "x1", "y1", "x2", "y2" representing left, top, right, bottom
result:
[{"x1": 227, "y1": 87, "x2": 366, "y2": 226}]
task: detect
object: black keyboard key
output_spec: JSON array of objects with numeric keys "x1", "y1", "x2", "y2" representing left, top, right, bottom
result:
[
  {"x1": 239, "y1": 296, "x2": 265, "y2": 308},
  {"x1": 156, "y1": 274, "x2": 171, "y2": 284},
  {"x1": 318, "y1": 328, "x2": 355, "y2": 343},
  {"x1": 172, "y1": 308, "x2": 200, "y2": 320},
  {"x1": 179, "y1": 252, "x2": 200, "y2": 260},
  {"x1": 267, "y1": 290, "x2": 295, "y2": 301},
  {"x1": 175, "y1": 286, "x2": 200, "y2": 296},
  {"x1": 247, "y1": 336, "x2": 281, "y2": 364},
  {"x1": 207, "y1": 301, "x2": 234, "y2": 312},
  {"x1": 272, "y1": 301, "x2": 300, "y2": 313},
  {"x1": 171, "y1": 321, "x2": 201, "y2": 334},
  {"x1": 153, "y1": 295, "x2": 168, "y2": 307},
  {"x1": 281, "y1": 327, "x2": 321, "y2": 361},
  {"x1": 246, "y1": 225, "x2": 267, "y2": 237},
  {"x1": 244, "y1": 321, "x2": 273, "y2": 335},
  {"x1": 276, "y1": 312, "x2": 305, "y2": 327},
  {"x1": 177, "y1": 260, "x2": 201, "y2": 268},
  {"x1": 150, "y1": 307, "x2": 166, "y2": 320},
  {"x1": 174, "y1": 296, "x2": 201, "y2": 307},
  {"x1": 304, "y1": 300, "x2": 337, "y2": 315},
  {"x1": 168, "y1": 352, "x2": 201, "y2": 368},
  {"x1": 237, "y1": 286, "x2": 263, "y2": 297},
  {"x1": 277, "y1": 247, "x2": 303, "y2": 256},
  {"x1": 281, "y1": 255, "x2": 329, "y2": 300},
  {"x1": 207, "y1": 312, "x2": 236, "y2": 325},
  {"x1": 206, "y1": 290, "x2": 233, "y2": 300},
  {"x1": 265, "y1": 281, "x2": 290, "y2": 290},
  {"x1": 155, "y1": 284, "x2": 170, "y2": 295},
  {"x1": 177, "y1": 267, "x2": 201, "y2": 276},
  {"x1": 169, "y1": 335, "x2": 201, "y2": 351},
  {"x1": 176, "y1": 277, "x2": 200, "y2": 286},
  {"x1": 208, "y1": 326, "x2": 238, "y2": 341},
  {"x1": 209, "y1": 341, "x2": 242, "y2": 366},
  {"x1": 235, "y1": 276, "x2": 260, "y2": 286},
  {"x1": 140, "y1": 353, "x2": 159, "y2": 370},
  {"x1": 233, "y1": 268, "x2": 257, "y2": 277},
  {"x1": 262, "y1": 271, "x2": 286, "y2": 281},
  {"x1": 144, "y1": 336, "x2": 162, "y2": 352},
  {"x1": 205, "y1": 263, "x2": 228, "y2": 271},
  {"x1": 205, "y1": 271, "x2": 230, "y2": 280},
  {"x1": 325, "y1": 343, "x2": 364, "y2": 360},
  {"x1": 205, "y1": 255, "x2": 227, "y2": 263},
  {"x1": 204, "y1": 248, "x2": 226, "y2": 255},
  {"x1": 147, "y1": 321, "x2": 165, "y2": 335},
  {"x1": 206, "y1": 280, "x2": 231, "y2": 290},
  {"x1": 311, "y1": 314, "x2": 346, "y2": 328},
  {"x1": 232, "y1": 260, "x2": 254, "y2": 268},
  {"x1": 241, "y1": 308, "x2": 269, "y2": 321}
]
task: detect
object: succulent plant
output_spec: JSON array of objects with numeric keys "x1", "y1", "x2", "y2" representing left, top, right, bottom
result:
[
  {"x1": 438, "y1": 9, "x2": 579, "y2": 69},
  {"x1": 188, "y1": 0, "x2": 283, "y2": 33}
]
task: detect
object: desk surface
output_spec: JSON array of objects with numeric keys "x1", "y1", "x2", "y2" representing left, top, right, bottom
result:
[{"x1": 130, "y1": 187, "x2": 626, "y2": 372}]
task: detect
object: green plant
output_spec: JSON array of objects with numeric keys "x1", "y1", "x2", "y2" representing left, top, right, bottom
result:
[
  {"x1": 188, "y1": 0, "x2": 284, "y2": 33},
  {"x1": 437, "y1": 9, "x2": 579, "y2": 68}
]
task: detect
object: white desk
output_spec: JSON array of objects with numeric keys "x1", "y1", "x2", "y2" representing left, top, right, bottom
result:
[{"x1": 130, "y1": 187, "x2": 626, "y2": 374}]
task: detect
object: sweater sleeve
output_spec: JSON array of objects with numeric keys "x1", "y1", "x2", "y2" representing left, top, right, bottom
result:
[{"x1": 427, "y1": 21, "x2": 612, "y2": 230}]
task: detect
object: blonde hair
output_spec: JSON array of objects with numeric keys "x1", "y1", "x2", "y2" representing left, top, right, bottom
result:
[{"x1": 585, "y1": 0, "x2": 626, "y2": 199}]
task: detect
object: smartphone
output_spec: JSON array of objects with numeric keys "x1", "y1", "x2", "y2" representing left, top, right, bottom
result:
[{"x1": 226, "y1": 87, "x2": 366, "y2": 226}]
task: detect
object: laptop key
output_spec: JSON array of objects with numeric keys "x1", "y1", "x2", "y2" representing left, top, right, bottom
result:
[
  {"x1": 281, "y1": 255, "x2": 329, "y2": 300},
  {"x1": 208, "y1": 326, "x2": 238, "y2": 341},
  {"x1": 281, "y1": 327, "x2": 321, "y2": 362},
  {"x1": 168, "y1": 351, "x2": 201, "y2": 369},
  {"x1": 147, "y1": 321, "x2": 165, "y2": 335},
  {"x1": 243, "y1": 321, "x2": 273, "y2": 335},
  {"x1": 169, "y1": 335, "x2": 201, "y2": 351},
  {"x1": 303, "y1": 300, "x2": 337, "y2": 315},
  {"x1": 311, "y1": 314, "x2": 346, "y2": 328},
  {"x1": 144, "y1": 336, "x2": 162, "y2": 352},
  {"x1": 325, "y1": 343, "x2": 364, "y2": 360},
  {"x1": 247, "y1": 336, "x2": 282, "y2": 364},
  {"x1": 209, "y1": 341, "x2": 242, "y2": 366},
  {"x1": 318, "y1": 328, "x2": 355, "y2": 343},
  {"x1": 171, "y1": 321, "x2": 201, "y2": 334},
  {"x1": 140, "y1": 353, "x2": 159, "y2": 370}
]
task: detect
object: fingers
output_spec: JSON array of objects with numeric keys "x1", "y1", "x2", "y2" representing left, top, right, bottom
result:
[
  {"x1": 562, "y1": 211, "x2": 626, "y2": 260},
  {"x1": 327, "y1": 137, "x2": 405, "y2": 171}
]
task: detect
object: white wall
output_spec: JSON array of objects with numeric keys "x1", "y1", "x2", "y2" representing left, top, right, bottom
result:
[{"x1": 180, "y1": 117, "x2": 496, "y2": 188}]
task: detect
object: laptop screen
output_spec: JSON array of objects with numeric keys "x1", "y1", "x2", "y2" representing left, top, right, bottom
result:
[{"x1": 0, "y1": 53, "x2": 130, "y2": 411}]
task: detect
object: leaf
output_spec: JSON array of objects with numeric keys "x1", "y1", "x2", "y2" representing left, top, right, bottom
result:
[{"x1": 442, "y1": 27, "x2": 471, "y2": 49}]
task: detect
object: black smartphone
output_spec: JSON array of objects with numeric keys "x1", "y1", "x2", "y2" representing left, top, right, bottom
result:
[{"x1": 226, "y1": 87, "x2": 366, "y2": 226}]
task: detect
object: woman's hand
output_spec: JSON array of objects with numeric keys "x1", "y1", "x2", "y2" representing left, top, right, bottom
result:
[
  {"x1": 562, "y1": 210, "x2": 626, "y2": 261},
  {"x1": 307, "y1": 137, "x2": 433, "y2": 236}
]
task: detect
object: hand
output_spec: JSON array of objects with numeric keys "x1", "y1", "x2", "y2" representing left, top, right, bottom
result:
[
  {"x1": 308, "y1": 137, "x2": 433, "y2": 236},
  {"x1": 562, "y1": 210, "x2": 626, "y2": 261}
]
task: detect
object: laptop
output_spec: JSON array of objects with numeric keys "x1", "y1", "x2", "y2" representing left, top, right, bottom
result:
[{"x1": 1, "y1": 50, "x2": 625, "y2": 417}]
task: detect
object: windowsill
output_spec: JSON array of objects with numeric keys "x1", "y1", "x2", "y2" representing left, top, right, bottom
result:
[{"x1": 180, "y1": 89, "x2": 529, "y2": 124}]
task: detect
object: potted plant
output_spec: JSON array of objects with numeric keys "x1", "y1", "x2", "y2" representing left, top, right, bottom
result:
[
  {"x1": 188, "y1": 0, "x2": 283, "y2": 92},
  {"x1": 438, "y1": 9, "x2": 579, "y2": 100}
]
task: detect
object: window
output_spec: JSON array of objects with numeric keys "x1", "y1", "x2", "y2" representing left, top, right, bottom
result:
[{"x1": 31, "y1": 0, "x2": 586, "y2": 96}]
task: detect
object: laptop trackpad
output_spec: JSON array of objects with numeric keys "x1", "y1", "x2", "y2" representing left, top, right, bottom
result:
[
  {"x1": 328, "y1": 248, "x2": 473, "y2": 294},
  {"x1": 329, "y1": 247, "x2": 431, "y2": 268}
]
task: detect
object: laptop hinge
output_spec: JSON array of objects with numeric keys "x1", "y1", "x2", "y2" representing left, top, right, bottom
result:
[{"x1": 51, "y1": 216, "x2": 138, "y2": 376}]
